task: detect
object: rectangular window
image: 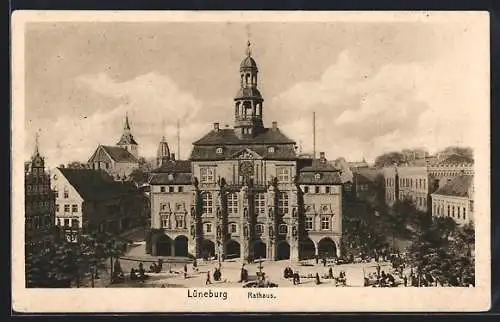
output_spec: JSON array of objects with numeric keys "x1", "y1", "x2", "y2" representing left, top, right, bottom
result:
[
  {"x1": 304, "y1": 186, "x2": 309, "y2": 193},
  {"x1": 255, "y1": 224, "x2": 264, "y2": 235},
  {"x1": 200, "y1": 167, "x2": 215, "y2": 183},
  {"x1": 463, "y1": 207, "x2": 467, "y2": 219},
  {"x1": 161, "y1": 216, "x2": 169, "y2": 229},
  {"x1": 321, "y1": 216, "x2": 330, "y2": 230},
  {"x1": 457, "y1": 207, "x2": 461, "y2": 218},
  {"x1": 254, "y1": 193, "x2": 265, "y2": 215},
  {"x1": 64, "y1": 204, "x2": 70, "y2": 213},
  {"x1": 230, "y1": 223, "x2": 237, "y2": 233},
  {"x1": 277, "y1": 167, "x2": 290, "y2": 182},
  {"x1": 71, "y1": 204, "x2": 78, "y2": 213},
  {"x1": 175, "y1": 216, "x2": 184, "y2": 228},
  {"x1": 160, "y1": 186, "x2": 166, "y2": 192},
  {"x1": 325, "y1": 186, "x2": 331, "y2": 194},
  {"x1": 54, "y1": 189, "x2": 58, "y2": 198},
  {"x1": 315, "y1": 186, "x2": 320, "y2": 194},
  {"x1": 55, "y1": 204, "x2": 60, "y2": 212},
  {"x1": 305, "y1": 216, "x2": 313, "y2": 230},
  {"x1": 168, "y1": 186, "x2": 174, "y2": 193},
  {"x1": 202, "y1": 193, "x2": 213, "y2": 215},
  {"x1": 452, "y1": 206, "x2": 455, "y2": 217},
  {"x1": 228, "y1": 193, "x2": 238, "y2": 214},
  {"x1": 447, "y1": 205, "x2": 450, "y2": 216},
  {"x1": 64, "y1": 219, "x2": 70, "y2": 227},
  {"x1": 205, "y1": 223, "x2": 212, "y2": 233},
  {"x1": 278, "y1": 192, "x2": 289, "y2": 215},
  {"x1": 178, "y1": 186, "x2": 183, "y2": 193},
  {"x1": 160, "y1": 203, "x2": 167, "y2": 211},
  {"x1": 175, "y1": 203, "x2": 183, "y2": 212}
]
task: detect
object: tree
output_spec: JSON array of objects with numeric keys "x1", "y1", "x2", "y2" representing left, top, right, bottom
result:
[
  {"x1": 439, "y1": 146, "x2": 473, "y2": 159},
  {"x1": 67, "y1": 161, "x2": 89, "y2": 169},
  {"x1": 374, "y1": 152, "x2": 406, "y2": 168},
  {"x1": 129, "y1": 168, "x2": 150, "y2": 185}
]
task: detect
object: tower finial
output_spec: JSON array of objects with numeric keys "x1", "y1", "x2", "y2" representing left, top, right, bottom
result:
[
  {"x1": 34, "y1": 131, "x2": 40, "y2": 156},
  {"x1": 246, "y1": 40, "x2": 252, "y2": 57}
]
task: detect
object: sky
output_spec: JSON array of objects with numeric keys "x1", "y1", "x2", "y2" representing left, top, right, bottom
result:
[{"x1": 23, "y1": 17, "x2": 489, "y2": 169}]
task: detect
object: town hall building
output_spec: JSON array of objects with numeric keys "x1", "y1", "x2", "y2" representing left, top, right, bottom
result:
[{"x1": 148, "y1": 42, "x2": 343, "y2": 261}]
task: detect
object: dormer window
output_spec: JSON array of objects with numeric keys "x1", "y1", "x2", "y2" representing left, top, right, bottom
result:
[
  {"x1": 216, "y1": 147, "x2": 223, "y2": 154},
  {"x1": 268, "y1": 146, "x2": 275, "y2": 153},
  {"x1": 315, "y1": 173, "x2": 321, "y2": 180}
]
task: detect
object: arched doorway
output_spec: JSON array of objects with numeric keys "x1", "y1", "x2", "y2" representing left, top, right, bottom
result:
[
  {"x1": 277, "y1": 241, "x2": 290, "y2": 260},
  {"x1": 254, "y1": 240, "x2": 267, "y2": 260},
  {"x1": 300, "y1": 238, "x2": 316, "y2": 260},
  {"x1": 226, "y1": 240, "x2": 241, "y2": 259},
  {"x1": 201, "y1": 239, "x2": 216, "y2": 259},
  {"x1": 155, "y1": 234, "x2": 172, "y2": 256},
  {"x1": 318, "y1": 237, "x2": 337, "y2": 258},
  {"x1": 174, "y1": 235, "x2": 189, "y2": 257}
]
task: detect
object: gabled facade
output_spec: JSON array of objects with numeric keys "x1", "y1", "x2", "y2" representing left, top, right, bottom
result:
[
  {"x1": 87, "y1": 115, "x2": 140, "y2": 180},
  {"x1": 51, "y1": 167, "x2": 148, "y2": 242},
  {"x1": 148, "y1": 42, "x2": 343, "y2": 262}
]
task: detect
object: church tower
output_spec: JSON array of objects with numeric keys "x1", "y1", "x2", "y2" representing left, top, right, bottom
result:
[
  {"x1": 30, "y1": 132, "x2": 45, "y2": 173},
  {"x1": 116, "y1": 113, "x2": 139, "y2": 158},
  {"x1": 157, "y1": 135, "x2": 171, "y2": 167},
  {"x1": 234, "y1": 41, "x2": 264, "y2": 138}
]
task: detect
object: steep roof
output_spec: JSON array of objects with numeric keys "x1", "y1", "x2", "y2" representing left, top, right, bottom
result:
[
  {"x1": 297, "y1": 158, "x2": 342, "y2": 185},
  {"x1": 192, "y1": 128, "x2": 295, "y2": 146},
  {"x1": 149, "y1": 173, "x2": 193, "y2": 185},
  {"x1": 58, "y1": 168, "x2": 138, "y2": 201},
  {"x1": 190, "y1": 140, "x2": 297, "y2": 160},
  {"x1": 100, "y1": 145, "x2": 139, "y2": 163},
  {"x1": 152, "y1": 160, "x2": 192, "y2": 173},
  {"x1": 116, "y1": 133, "x2": 139, "y2": 146},
  {"x1": 432, "y1": 175, "x2": 473, "y2": 198}
]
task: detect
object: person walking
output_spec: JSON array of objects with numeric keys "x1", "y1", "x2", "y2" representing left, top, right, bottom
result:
[
  {"x1": 206, "y1": 271, "x2": 211, "y2": 285},
  {"x1": 315, "y1": 273, "x2": 321, "y2": 285},
  {"x1": 328, "y1": 267, "x2": 334, "y2": 279},
  {"x1": 184, "y1": 264, "x2": 188, "y2": 279}
]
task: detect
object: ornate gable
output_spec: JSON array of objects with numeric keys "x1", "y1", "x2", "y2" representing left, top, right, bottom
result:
[{"x1": 230, "y1": 148, "x2": 263, "y2": 160}]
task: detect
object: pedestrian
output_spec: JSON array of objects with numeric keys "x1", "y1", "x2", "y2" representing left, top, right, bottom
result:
[
  {"x1": 184, "y1": 264, "x2": 188, "y2": 279},
  {"x1": 328, "y1": 267, "x2": 334, "y2": 279},
  {"x1": 315, "y1": 255, "x2": 319, "y2": 265},
  {"x1": 315, "y1": 273, "x2": 321, "y2": 285},
  {"x1": 206, "y1": 271, "x2": 211, "y2": 285},
  {"x1": 323, "y1": 257, "x2": 327, "y2": 267},
  {"x1": 404, "y1": 275, "x2": 408, "y2": 287}
]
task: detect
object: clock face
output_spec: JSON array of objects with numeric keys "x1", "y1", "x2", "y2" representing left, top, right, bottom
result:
[{"x1": 239, "y1": 161, "x2": 254, "y2": 179}]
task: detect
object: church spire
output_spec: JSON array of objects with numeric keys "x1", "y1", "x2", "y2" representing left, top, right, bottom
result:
[
  {"x1": 124, "y1": 112, "x2": 131, "y2": 133},
  {"x1": 33, "y1": 131, "x2": 40, "y2": 157},
  {"x1": 246, "y1": 40, "x2": 252, "y2": 57}
]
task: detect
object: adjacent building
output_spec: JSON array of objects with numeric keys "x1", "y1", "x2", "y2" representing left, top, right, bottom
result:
[
  {"x1": 431, "y1": 175, "x2": 474, "y2": 224},
  {"x1": 87, "y1": 114, "x2": 140, "y2": 180},
  {"x1": 148, "y1": 42, "x2": 343, "y2": 261},
  {"x1": 24, "y1": 135, "x2": 56, "y2": 248},
  {"x1": 51, "y1": 167, "x2": 148, "y2": 242}
]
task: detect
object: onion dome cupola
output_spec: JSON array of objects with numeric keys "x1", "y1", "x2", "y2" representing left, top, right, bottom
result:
[
  {"x1": 234, "y1": 41, "x2": 264, "y2": 138},
  {"x1": 157, "y1": 135, "x2": 171, "y2": 167}
]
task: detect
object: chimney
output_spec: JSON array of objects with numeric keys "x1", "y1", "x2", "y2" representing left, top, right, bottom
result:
[
  {"x1": 60, "y1": 164, "x2": 65, "y2": 168},
  {"x1": 272, "y1": 121, "x2": 278, "y2": 131},
  {"x1": 213, "y1": 122, "x2": 220, "y2": 131},
  {"x1": 170, "y1": 153, "x2": 176, "y2": 161},
  {"x1": 320, "y1": 152, "x2": 326, "y2": 162}
]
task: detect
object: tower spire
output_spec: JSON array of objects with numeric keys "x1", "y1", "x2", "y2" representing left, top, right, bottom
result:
[
  {"x1": 124, "y1": 112, "x2": 131, "y2": 131},
  {"x1": 34, "y1": 131, "x2": 40, "y2": 156}
]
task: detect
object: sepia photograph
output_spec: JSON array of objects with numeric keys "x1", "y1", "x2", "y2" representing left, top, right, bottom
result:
[{"x1": 11, "y1": 11, "x2": 490, "y2": 312}]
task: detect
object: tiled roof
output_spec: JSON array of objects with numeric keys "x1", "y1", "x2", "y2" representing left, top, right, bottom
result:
[
  {"x1": 436, "y1": 154, "x2": 474, "y2": 166},
  {"x1": 297, "y1": 171, "x2": 342, "y2": 185},
  {"x1": 149, "y1": 173, "x2": 193, "y2": 185},
  {"x1": 100, "y1": 146, "x2": 139, "y2": 163},
  {"x1": 192, "y1": 128, "x2": 296, "y2": 146},
  {"x1": 299, "y1": 159, "x2": 339, "y2": 172},
  {"x1": 58, "y1": 168, "x2": 138, "y2": 201},
  {"x1": 432, "y1": 175, "x2": 473, "y2": 198},
  {"x1": 152, "y1": 160, "x2": 192, "y2": 173},
  {"x1": 190, "y1": 137, "x2": 297, "y2": 161},
  {"x1": 234, "y1": 88, "x2": 263, "y2": 100}
]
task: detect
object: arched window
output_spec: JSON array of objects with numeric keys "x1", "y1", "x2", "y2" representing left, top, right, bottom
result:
[
  {"x1": 245, "y1": 73, "x2": 250, "y2": 84},
  {"x1": 202, "y1": 192, "x2": 213, "y2": 215},
  {"x1": 227, "y1": 193, "x2": 238, "y2": 214},
  {"x1": 255, "y1": 224, "x2": 264, "y2": 236}
]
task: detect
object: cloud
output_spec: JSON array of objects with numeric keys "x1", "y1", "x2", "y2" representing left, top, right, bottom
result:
[
  {"x1": 271, "y1": 48, "x2": 479, "y2": 162},
  {"x1": 27, "y1": 72, "x2": 205, "y2": 168}
]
